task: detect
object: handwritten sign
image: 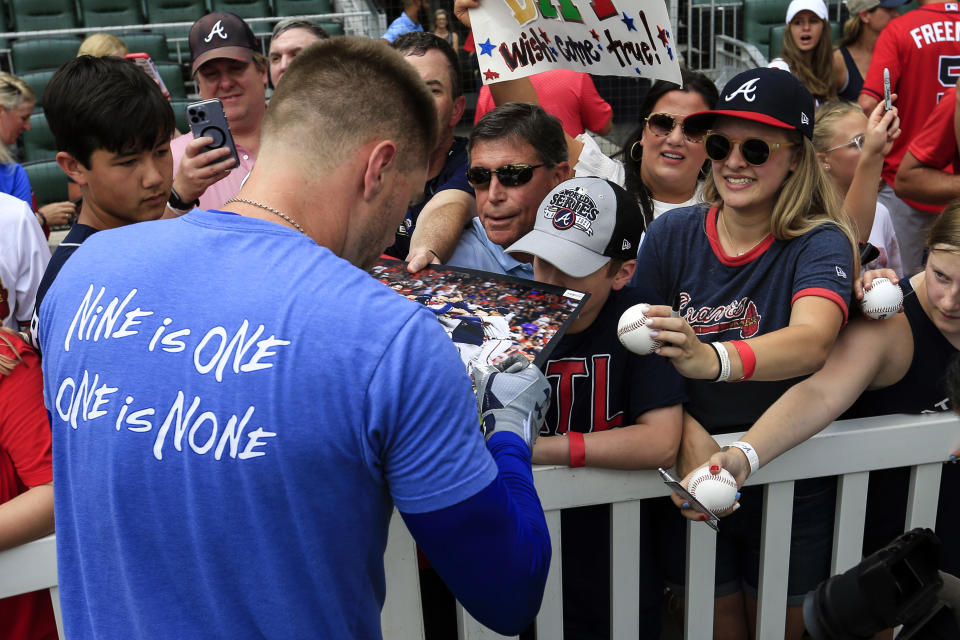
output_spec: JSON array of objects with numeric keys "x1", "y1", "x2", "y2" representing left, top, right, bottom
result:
[{"x1": 469, "y1": 0, "x2": 682, "y2": 84}]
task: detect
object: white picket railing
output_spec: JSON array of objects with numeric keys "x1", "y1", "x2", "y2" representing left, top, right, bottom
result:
[{"x1": 2, "y1": 412, "x2": 957, "y2": 640}]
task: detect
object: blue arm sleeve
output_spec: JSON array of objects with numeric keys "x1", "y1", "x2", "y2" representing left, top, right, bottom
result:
[{"x1": 400, "y1": 431, "x2": 551, "y2": 636}]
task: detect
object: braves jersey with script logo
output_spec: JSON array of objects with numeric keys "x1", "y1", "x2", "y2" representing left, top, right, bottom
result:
[
  {"x1": 540, "y1": 286, "x2": 687, "y2": 435},
  {"x1": 843, "y1": 278, "x2": 956, "y2": 417},
  {"x1": 634, "y1": 204, "x2": 853, "y2": 434},
  {"x1": 861, "y1": 2, "x2": 960, "y2": 213}
]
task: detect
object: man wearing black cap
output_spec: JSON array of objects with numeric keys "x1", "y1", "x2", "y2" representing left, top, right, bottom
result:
[{"x1": 168, "y1": 12, "x2": 268, "y2": 213}]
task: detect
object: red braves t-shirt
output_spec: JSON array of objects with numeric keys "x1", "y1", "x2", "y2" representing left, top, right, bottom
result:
[
  {"x1": 861, "y1": 2, "x2": 960, "y2": 213},
  {"x1": 0, "y1": 332, "x2": 56, "y2": 640}
]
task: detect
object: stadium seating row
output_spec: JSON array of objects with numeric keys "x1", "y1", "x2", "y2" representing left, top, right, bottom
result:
[{"x1": 3, "y1": 0, "x2": 336, "y2": 31}]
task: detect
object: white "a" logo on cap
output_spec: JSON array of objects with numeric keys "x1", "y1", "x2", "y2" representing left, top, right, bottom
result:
[
  {"x1": 725, "y1": 78, "x2": 759, "y2": 102},
  {"x1": 204, "y1": 19, "x2": 229, "y2": 43}
]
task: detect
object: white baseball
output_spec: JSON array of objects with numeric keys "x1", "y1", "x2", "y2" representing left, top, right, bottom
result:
[
  {"x1": 617, "y1": 304, "x2": 661, "y2": 355},
  {"x1": 860, "y1": 278, "x2": 903, "y2": 320},
  {"x1": 688, "y1": 466, "x2": 738, "y2": 513}
]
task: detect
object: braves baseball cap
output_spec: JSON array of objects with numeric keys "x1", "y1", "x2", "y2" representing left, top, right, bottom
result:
[
  {"x1": 845, "y1": 0, "x2": 908, "y2": 13},
  {"x1": 786, "y1": 0, "x2": 828, "y2": 22},
  {"x1": 683, "y1": 67, "x2": 815, "y2": 140},
  {"x1": 505, "y1": 177, "x2": 644, "y2": 278},
  {"x1": 189, "y1": 12, "x2": 259, "y2": 75}
]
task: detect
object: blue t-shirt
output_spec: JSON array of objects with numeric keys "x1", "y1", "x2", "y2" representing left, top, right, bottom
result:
[
  {"x1": 39, "y1": 210, "x2": 498, "y2": 639},
  {"x1": 381, "y1": 12, "x2": 423, "y2": 42},
  {"x1": 635, "y1": 204, "x2": 854, "y2": 433},
  {"x1": 0, "y1": 162, "x2": 33, "y2": 206}
]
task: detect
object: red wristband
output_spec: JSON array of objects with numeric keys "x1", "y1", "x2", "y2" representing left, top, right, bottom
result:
[
  {"x1": 730, "y1": 340, "x2": 756, "y2": 381},
  {"x1": 568, "y1": 431, "x2": 586, "y2": 468}
]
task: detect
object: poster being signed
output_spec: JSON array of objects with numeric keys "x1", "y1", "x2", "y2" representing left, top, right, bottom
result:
[{"x1": 469, "y1": 0, "x2": 682, "y2": 85}]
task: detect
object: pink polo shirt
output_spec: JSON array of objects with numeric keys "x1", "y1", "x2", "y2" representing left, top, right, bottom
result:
[{"x1": 170, "y1": 131, "x2": 257, "y2": 210}]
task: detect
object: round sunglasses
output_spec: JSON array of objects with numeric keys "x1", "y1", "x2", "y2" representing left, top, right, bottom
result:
[
  {"x1": 645, "y1": 112, "x2": 704, "y2": 143},
  {"x1": 465, "y1": 163, "x2": 545, "y2": 188},
  {"x1": 703, "y1": 132, "x2": 797, "y2": 166}
]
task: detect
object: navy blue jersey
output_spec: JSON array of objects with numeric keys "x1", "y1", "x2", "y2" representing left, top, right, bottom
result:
[
  {"x1": 385, "y1": 136, "x2": 473, "y2": 259},
  {"x1": 540, "y1": 286, "x2": 687, "y2": 435},
  {"x1": 635, "y1": 204, "x2": 854, "y2": 433},
  {"x1": 844, "y1": 279, "x2": 956, "y2": 417},
  {"x1": 35, "y1": 223, "x2": 98, "y2": 314}
]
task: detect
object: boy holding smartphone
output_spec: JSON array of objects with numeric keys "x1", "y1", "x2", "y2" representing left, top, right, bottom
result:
[{"x1": 32, "y1": 54, "x2": 175, "y2": 339}]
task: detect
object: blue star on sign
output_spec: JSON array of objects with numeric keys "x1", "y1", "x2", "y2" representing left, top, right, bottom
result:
[
  {"x1": 621, "y1": 12, "x2": 637, "y2": 31},
  {"x1": 479, "y1": 38, "x2": 496, "y2": 56},
  {"x1": 549, "y1": 46, "x2": 558, "y2": 56}
]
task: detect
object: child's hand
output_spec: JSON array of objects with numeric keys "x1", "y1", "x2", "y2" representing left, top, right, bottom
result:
[
  {"x1": 864, "y1": 97, "x2": 900, "y2": 158},
  {"x1": 855, "y1": 268, "x2": 900, "y2": 300}
]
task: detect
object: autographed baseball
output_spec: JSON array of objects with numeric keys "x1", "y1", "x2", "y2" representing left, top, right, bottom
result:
[
  {"x1": 688, "y1": 466, "x2": 738, "y2": 512},
  {"x1": 861, "y1": 278, "x2": 903, "y2": 320},
  {"x1": 617, "y1": 304, "x2": 661, "y2": 355}
]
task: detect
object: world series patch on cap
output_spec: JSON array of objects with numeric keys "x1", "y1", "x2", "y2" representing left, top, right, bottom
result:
[
  {"x1": 684, "y1": 67, "x2": 815, "y2": 140},
  {"x1": 506, "y1": 177, "x2": 644, "y2": 278}
]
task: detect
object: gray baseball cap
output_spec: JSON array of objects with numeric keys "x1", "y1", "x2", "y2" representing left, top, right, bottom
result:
[{"x1": 506, "y1": 177, "x2": 644, "y2": 278}]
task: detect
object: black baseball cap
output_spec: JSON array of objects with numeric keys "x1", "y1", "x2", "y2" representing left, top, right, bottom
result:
[
  {"x1": 506, "y1": 178, "x2": 644, "y2": 278},
  {"x1": 683, "y1": 67, "x2": 815, "y2": 140},
  {"x1": 189, "y1": 12, "x2": 259, "y2": 75}
]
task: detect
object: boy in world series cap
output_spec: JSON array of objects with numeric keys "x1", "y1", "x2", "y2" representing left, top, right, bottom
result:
[{"x1": 504, "y1": 175, "x2": 687, "y2": 638}]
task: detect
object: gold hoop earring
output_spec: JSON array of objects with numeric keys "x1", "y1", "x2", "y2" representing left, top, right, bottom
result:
[{"x1": 630, "y1": 140, "x2": 643, "y2": 161}]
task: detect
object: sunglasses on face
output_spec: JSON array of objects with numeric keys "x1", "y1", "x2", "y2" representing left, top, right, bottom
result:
[
  {"x1": 465, "y1": 163, "x2": 545, "y2": 188},
  {"x1": 824, "y1": 134, "x2": 864, "y2": 153},
  {"x1": 645, "y1": 112, "x2": 704, "y2": 142},
  {"x1": 703, "y1": 132, "x2": 797, "y2": 166}
]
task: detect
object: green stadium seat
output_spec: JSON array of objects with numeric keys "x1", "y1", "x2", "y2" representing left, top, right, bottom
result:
[
  {"x1": 11, "y1": 38, "x2": 82, "y2": 75},
  {"x1": 155, "y1": 61, "x2": 187, "y2": 99},
  {"x1": 80, "y1": 0, "x2": 145, "y2": 27},
  {"x1": 121, "y1": 31, "x2": 171, "y2": 60},
  {"x1": 275, "y1": 0, "x2": 334, "y2": 16},
  {"x1": 210, "y1": 0, "x2": 272, "y2": 18},
  {"x1": 742, "y1": 0, "x2": 790, "y2": 59},
  {"x1": 19, "y1": 70, "x2": 58, "y2": 110},
  {"x1": 22, "y1": 112, "x2": 57, "y2": 163},
  {"x1": 143, "y1": 0, "x2": 206, "y2": 58},
  {"x1": 169, "y1": 98, "x2": 192, "y2": 134},
  {"x1": 23, "y1": 159, "x2": 69, "y2": 207},
  {"x1": 10, "y1": 0, "x2": 79, "y2": 31},
  {"x1": 320, "y1": 22, "x2": 344, "y2": 35}
]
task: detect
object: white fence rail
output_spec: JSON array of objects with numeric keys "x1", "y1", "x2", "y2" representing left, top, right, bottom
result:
[{"x1": 2, "y1": 412, "x2": 957, "y2": 639}]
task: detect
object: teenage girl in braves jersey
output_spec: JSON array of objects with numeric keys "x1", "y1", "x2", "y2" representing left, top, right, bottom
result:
[
  {"x1": 683, "y1": 202, "x2": 960, "y2": 580},
  {"x1": 637, "y1": 68, "x2": 858, "y2": 640}
]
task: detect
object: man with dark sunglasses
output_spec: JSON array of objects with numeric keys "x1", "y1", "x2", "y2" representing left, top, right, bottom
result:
[{"x1": 447, "y1": 102, "x2": 570, "y2": 278}]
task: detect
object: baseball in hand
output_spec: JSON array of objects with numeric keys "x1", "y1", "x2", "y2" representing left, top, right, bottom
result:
[
  {"x1": 617, "y1": 304, "x2": 661, "y2": 355},
  {"x1": 688, "y1": 466, "x2": 738, "y2": 512},
  {"x1": 860, "y1": 278, "x2": 903, "y2": 320}
]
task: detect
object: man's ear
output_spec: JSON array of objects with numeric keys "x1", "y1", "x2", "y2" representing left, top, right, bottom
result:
[
  {"x1": 56, "y1": 151, "x2": 86, "y2": 185},
  {"x1": 362, "y1": 140, "x2": 399, "y2": 201},
  {"x1": 450, "y1": 94, "x2": 466, "y2": 128},
  {"x1": 549, "y1": 160, "x2": 570, "y2": 186},
  {"x1": 612, "y1": 259, "x2": 636, "y2": 291}
]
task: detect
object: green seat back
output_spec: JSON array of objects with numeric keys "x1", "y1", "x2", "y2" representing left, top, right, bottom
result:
[
  {"x1": 320, "y1": 22, "x2": 344, "y2": 35},
  {"x1": 143, "y1": 0, "x2": 206, "y2": 50},
  {"x1": 11, "y1": 38, "x2": 82, "y2": 75},
  {"x1": 154, "y1": 61, "x2": 187, "y2": 99},
  {"x1": 210, "y1": 0, "x2": 272, "y2": 18},
  {"x1": 169, "y1": 98, "x2": 192, "y2": 134},
  {"x1": 23, "y1": 159, "x2": 69, "y2": 207},
  {"x1": 80, "y1": 0, "x2": 145, "y2": 27},
  {"x1": 742, "y1": 0, "x2": 790, "y2": 55},
  {"x1": 121, "y1": 31, "x2": 171, "y2": 60},
  {"x1": 275, "y1": 0, "x2": 334, "y2": 16},
  {"x1": 19, "y1": 70, "x2": 58, "y2": 110},
  {"x1": 10, "y1": 0, "x2": 79, "y2": 31},
  {"x1": 22, "y1": 112, "x2": 57, "y2": 163}
]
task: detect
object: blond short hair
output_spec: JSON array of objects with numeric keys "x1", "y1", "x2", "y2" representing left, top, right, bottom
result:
[{"x1": 78, "y1": 33, "x2": 128, "y2": 58}]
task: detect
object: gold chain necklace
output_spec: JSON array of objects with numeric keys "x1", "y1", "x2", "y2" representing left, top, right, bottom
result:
[
  {"x1": 718, "y1": 209, "x2": 767, "y2": 256},
  {"x1": 226, "y1": 197, "x2": 307, "y2": 236}
]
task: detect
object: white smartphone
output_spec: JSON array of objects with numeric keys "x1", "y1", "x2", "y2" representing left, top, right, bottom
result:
[
  {"x1": 658, "y1": 467, "x2": 720, "y2": 531},
  {"x1": 883, "y1": 68, "x2": 892, "y2": 111}
]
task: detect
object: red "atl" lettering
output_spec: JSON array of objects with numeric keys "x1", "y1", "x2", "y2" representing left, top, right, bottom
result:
[{"x1": 545, "y1": 355, "x2": 622, "y2": 434}]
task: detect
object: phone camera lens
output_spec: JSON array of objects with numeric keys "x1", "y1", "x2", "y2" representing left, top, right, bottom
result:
[
  {"x1": 190, "y1": 116, "x2": 199, "y2": 123},
  {"x1": 198, "y1": 110, "x2": 206, "y2": 120}
]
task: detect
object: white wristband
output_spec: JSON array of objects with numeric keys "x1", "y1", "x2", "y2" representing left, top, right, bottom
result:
[
  {"x1": 729, "y1": 441, "x2": 760, "y2": 475},
  {"x1": 711, "y1": 342, "x2": 731, "y2": 382}
]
